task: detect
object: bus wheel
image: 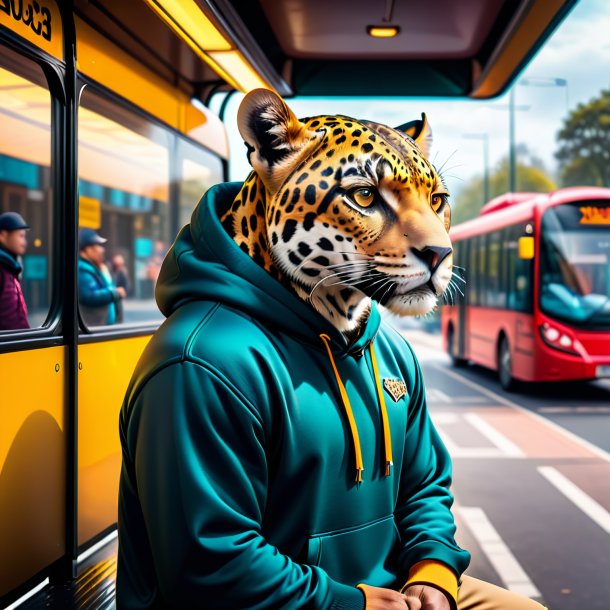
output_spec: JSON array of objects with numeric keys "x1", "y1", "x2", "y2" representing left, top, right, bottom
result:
[
  {"x1": 448, "y1": 327, "x2": 467, "y2": 367},
  {"x1": 498, "y1": 337, "x2": 518, "y2": 392}
]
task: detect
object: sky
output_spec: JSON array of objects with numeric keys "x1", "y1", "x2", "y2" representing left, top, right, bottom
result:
[{"x1": 221, "y1": 0, "x2": 610, "y2": 200}]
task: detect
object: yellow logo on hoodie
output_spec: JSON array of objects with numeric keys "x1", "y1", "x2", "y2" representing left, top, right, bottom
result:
[{"x1": 383, "y1": 379, "x2": 407, "y2": 402}]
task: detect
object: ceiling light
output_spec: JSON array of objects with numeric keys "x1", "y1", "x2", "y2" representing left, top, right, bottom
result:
[{"x1": 367, "y1": 26, "x2": 400, "y2": 38}]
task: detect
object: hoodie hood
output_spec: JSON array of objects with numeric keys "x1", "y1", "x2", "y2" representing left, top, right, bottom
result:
[{"x1": 156, "y1": 182, "x2": 380, "y2": 356}]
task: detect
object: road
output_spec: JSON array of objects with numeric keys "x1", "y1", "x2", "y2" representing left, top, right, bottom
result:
[{"x1": 404, "y1": 330, "x2": 610, "y2": 610}]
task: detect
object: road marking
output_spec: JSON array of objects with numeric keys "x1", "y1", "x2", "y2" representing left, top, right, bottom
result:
[
  {"x1": 437, "y1": 365, "x2": 610, "y2": 463},
  {"x1": 427, "y1": 388, "x2": 451, "y2": 402},
  {"x1": 3, "y1": 578, "x2": 49, "y2": 610},
  {"x1": 538, "y1": 406, "x2": 610, "y2": 414},
  {"x1": 458, "y1": 506, "x2": 541, "y2": 598},
  {"x1": 432, "y1": 411, "x2": 524, "y2": 459},
  {"x1": 453, "y1": 395, "x2": 488, "y2": 403},
  {"x1": 463, "y1": 413, "x2": 525, "y2": 457},
  {"x1": 538, "y1": 467, "x2": 610, "y2": 534}
]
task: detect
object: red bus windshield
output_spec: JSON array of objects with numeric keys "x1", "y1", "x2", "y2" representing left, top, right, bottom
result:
[{"x1": 540, "y1": 200, "x2": 610, "y2": 328}]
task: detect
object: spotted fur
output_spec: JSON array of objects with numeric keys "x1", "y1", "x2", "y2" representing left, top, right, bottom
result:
[{"x1": 221, "y1": 89, "x2": 455, "y2": 339}]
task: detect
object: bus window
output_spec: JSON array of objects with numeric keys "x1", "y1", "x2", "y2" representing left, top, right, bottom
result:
[
  {"x1": 506, "y1": 224, "x2": 533, "y2": 313},
  {"x1": 0, "y1": 47, "x2": 53, "y2": 332},
  {"x1": 487, "y1": 231, "x2": 506, "y2": 307},
  {"x1": 178, "y1": 139, "x2": 224, "y2": 230},
  {"x1": 477, "y1": 234, "x2": 487, "y2": 306},
  {"x1": 77, "y1": 89, "x2": 170, "y2": 328},
  {"x1": 467, "y1": 236, "x2": 478, "y2": 305}
]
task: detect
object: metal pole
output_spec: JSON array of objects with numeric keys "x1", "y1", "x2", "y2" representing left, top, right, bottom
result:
[
  {"x1": 509, "y1": 87, "x2": 516, "y2": 192},
  {"x1": 482, "y1": 134, "x2": 490, "y2": 203}
]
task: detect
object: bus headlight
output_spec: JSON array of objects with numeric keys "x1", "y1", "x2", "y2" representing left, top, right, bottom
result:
[{"x1": 539, "y1": 323, "x2": 578, "y2": 355}]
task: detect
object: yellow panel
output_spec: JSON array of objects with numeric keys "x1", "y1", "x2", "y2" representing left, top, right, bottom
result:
[
  {"x1": 0, "y1": 0, "x2": 63, "y2": 60},
  {"x1": 79, "y1": 196, "x2": 101, "y2": 229},
  {"x1": 518, "y1": 236, "x2": 535, "y2": 260},
  {"x1": 0, "y1": 346, "x2": 65, "y2": 597},
  {"x1": 76, "y1": 17, "x2": 182, "y2": 131},
  {"x1": 77, "y1": 335, "x2": 151, "y2": 545}
]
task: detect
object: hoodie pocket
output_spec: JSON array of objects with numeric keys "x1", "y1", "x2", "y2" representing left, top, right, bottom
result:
[{"x1": 306, "y1": 515, "x2": 399, "y2": 586}]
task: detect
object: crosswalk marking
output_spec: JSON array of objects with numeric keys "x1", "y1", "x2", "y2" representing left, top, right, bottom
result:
[
  {"x1": 458, "y1": 507, "x2": 542, "y2": 599},
  {"x1": 538, "y1": 467, "x2": 610, "y2": 535},
  {"x1": 463, "y1": 413, "x2": 525, "y2": 458},
  {"x1": 432, "y1": 411, "x2": 525, "y2": 459},
  {"x1": 427, "y1": 388, "x2": 451, "y2": 402}
]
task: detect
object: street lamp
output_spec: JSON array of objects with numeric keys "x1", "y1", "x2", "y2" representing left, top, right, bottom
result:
[
  {"x1": 509, "y1": 76, "x2": 569, "y2": 192},
  {"x1": 462, "y1": 133, "x2": 490, "y2": 204}
]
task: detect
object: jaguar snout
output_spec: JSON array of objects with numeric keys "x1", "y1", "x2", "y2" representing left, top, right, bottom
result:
[{"x1": 410, "y1": 246, "x2": 452, "y2": 274}]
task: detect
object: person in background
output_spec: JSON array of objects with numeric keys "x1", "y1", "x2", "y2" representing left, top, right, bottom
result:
[
  {"x1": 78, "y1": 228, "x2": 125, "y2": 327},
  {"x1": 111, "y1": 254, "x2": 131, "y2": 323},
  {"x1": 0, "y1": 212, "x2": 30, "y2": 330}
]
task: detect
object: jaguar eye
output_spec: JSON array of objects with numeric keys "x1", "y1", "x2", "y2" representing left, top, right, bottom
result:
[
  {"x1": 350, "y1": 187, "x2": 376, "y2": 208},
  {"x1": 431, "y1": 193, "x2": 448, "y2": 211}
]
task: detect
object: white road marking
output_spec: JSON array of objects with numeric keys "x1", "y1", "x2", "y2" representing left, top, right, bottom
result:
[
  {"x1": 427, "y1": 388, "x2": 451, "y2": 402},
  {"x1": 459, "y1": 506, "x2": 542, "y2": 598},
  {"x1": 538, "y1": 467, "x2": 610, "y2": 535},
  {"x1": 437, "y1": 365, "x2": 610, "y2": 463},
  {"x1": 432, "y1": 412, "x2": 460, "y2": 424},
  {"x1": 463, "y1": 412, "x2": 525, "y2": 457},
  {"x1": 431, "y1": 411, "x2": 524, "y2": 459},
  {"x1": 77, "y1": 529, "x2": 118, "y2": 564},
  {"x1": 453, "y1": 395, "x2": 488, "y2": 403},
  {"x1": 538, "y1": 406, "x2": 610, "y2": 414},
  {"x1": 3, "y1": 578, "x2": 49, "y2": 610}
]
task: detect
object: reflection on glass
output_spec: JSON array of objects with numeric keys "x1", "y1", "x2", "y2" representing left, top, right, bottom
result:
[
  {"x1": 0, "y1": 54, "x2": 52, "y2": 331},
  {"x1": 179, "y1": 142, "x2": 223, "y2": 229},
  {"x1": 78, "y1": 91, "x2": 170, "y2": 326},
  {"x1": 540, "y1": 202, "x2": 610, "y2": 327}
]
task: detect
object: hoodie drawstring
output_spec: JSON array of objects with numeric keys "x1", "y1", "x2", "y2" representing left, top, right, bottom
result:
[
  {"x1": 320, "y1": 334, "x2": 364, "y2": 484},
  {"x1": 319, "y1": 334, "x2": 393, "y2": 483},
  {"x1": 369, "y1": 343, "x2": 394, "y2": 476}
]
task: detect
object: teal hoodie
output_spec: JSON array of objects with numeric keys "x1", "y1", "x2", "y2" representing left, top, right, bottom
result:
[{"x1": 117, "y1": 182, "x2": 470, "y2": 610}]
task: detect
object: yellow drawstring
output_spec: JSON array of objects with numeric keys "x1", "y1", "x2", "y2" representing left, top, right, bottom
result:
[
  {"x1": 319, "y1": 334, "x2": 394, "y2": 483},
  {"x1": 320, "y1": 333, "x2": 364, "y2": 484},
  {"x1": 369, "y1": 343, "x2": 393, "y2": 476}
]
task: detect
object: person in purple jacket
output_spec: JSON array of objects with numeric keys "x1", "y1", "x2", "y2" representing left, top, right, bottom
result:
[{"x1": 0, "y1": 212, "x2": 30, "y2": 331}]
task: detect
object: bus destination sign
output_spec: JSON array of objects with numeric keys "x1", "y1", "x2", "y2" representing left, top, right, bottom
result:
[{"x1": 0, "y1": 0, "x2": 62, "y2": 60}]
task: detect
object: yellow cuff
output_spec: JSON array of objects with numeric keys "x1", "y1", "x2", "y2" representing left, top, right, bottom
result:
[{"x1": 402, "y1": 560, "x2": 459, "y2": 606}]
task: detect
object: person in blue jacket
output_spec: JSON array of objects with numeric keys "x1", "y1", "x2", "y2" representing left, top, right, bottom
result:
[
  {"x1": 78, "y1": 228, "x2": 125, "y2": 327},
  {"x1": 117, "y1": 90, "x2": 546, "y2": 610}
]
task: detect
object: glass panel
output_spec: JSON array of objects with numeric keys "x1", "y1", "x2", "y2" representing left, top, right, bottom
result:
[
  {"x1": 540, "y1": 201, "x2": 610, "y2": 327},
  {"x1": 0, "y1": 47, "x2": 52, "y2": 332},
  {"x1": 178, "y1": 139, "x2": 224, "y2": 230},
  {"x1": 506, "y1": 224, "x2": 533, "y2": 313},
  {"x1": 77, "y1": 89, "x2": 171, "y2": 327}
]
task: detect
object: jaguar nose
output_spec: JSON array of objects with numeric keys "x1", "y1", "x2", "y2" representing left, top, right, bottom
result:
[{"x1": 411, "y1": 246, "x2": 452, "y2": 274}]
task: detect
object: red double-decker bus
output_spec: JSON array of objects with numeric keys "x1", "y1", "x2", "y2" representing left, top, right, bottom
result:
[{"x1": 441, "y1": 187, "x2": 610, "y2": 390}]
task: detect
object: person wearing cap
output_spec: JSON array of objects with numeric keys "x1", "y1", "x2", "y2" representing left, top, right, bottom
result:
[
  {"x1": 78, "y1": 228, "x2": 125, "y2": 327},
  {"x1": 0, "y1": 212, "x2": 30, "y2": 330}
]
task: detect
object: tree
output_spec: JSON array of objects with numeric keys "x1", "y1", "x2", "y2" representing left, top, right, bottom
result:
[
  {"x1": 555, "y1": 88, "x2": 610, "y2": 187},
  {"x1": 452, "y1": 156, "x2": 556, "y2": 224}
]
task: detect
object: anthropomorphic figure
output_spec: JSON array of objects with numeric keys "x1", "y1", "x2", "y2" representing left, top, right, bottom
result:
[
  {"x1": 117, "y1": 90, "x2": 546, "y2": 610},
  {"x1": 78, "y1": 228, "x2": 125, "y2": 327},
  {"x1": 0, "y1": 212, "x2": 29, "y2": 330}
]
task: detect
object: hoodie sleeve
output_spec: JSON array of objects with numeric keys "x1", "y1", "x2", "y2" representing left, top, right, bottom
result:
[
  {"x1": 121, "y1": 359, "x2": 365, "y2": 610},
  {"x1": 393, "y1": 343, "x2": 470, "y2": 605}
]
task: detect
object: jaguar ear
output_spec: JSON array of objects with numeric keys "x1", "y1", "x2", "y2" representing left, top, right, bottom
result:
[
  {"x1": 394, "y1": 113, "x2": 433, "y2": 158},
  {"x1": 237, "y1": 88, "x2": 321, "y2": 191}
]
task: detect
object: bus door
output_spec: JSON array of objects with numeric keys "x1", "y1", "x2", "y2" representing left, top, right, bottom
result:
[{"x1": 457, "y1": 240, "x2": 468, "y2": 357}]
